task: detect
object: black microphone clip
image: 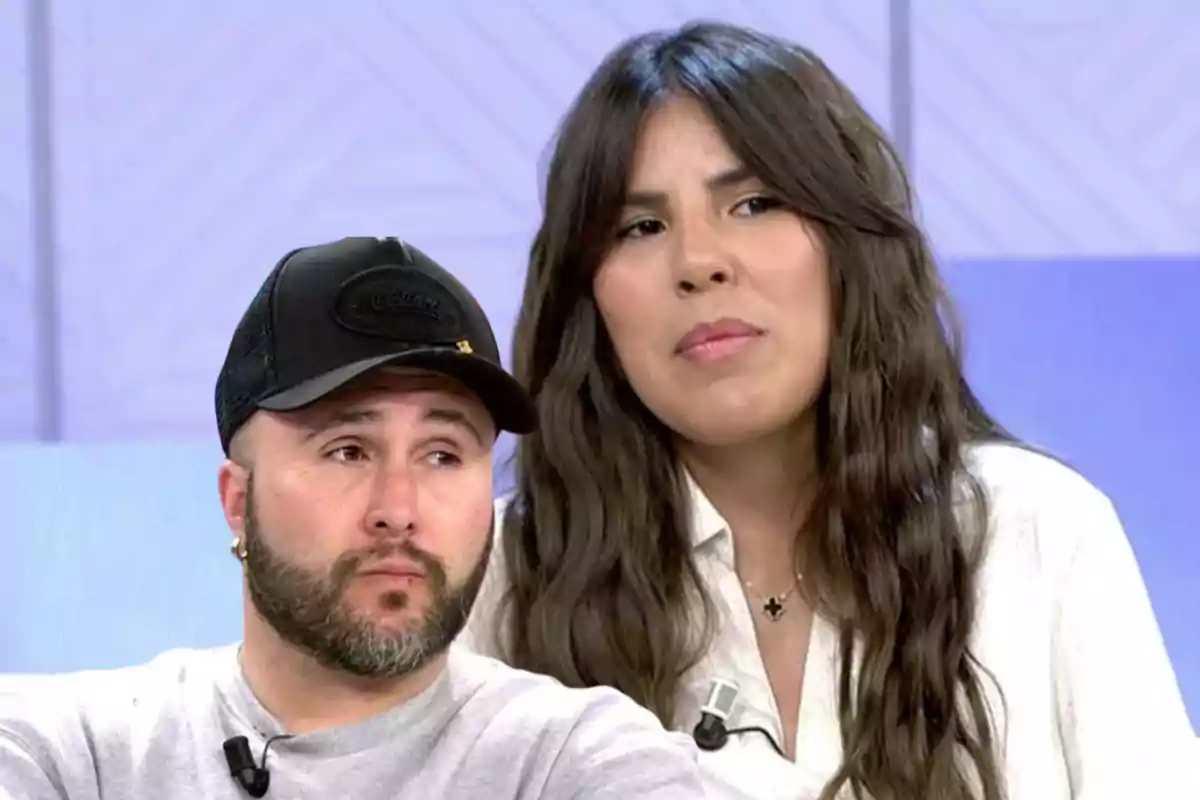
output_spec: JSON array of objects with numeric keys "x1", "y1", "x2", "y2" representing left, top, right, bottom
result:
[
  {"x1": 223, "y1": 735, "x2": 280, "y2": 798},
  {"x1": 692, "y1": 712, "x2": 731, "y2": 751},
  {"x1": 691, "y1": 677, "x2": 740, "y2": 752},
  {"x1": 690, "y1": 676, "x2": 787, "y2": 758}
]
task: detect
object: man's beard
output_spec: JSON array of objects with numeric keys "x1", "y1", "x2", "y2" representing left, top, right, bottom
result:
[{"x1": 241, "y1": 480, "x2": 490, "y2": 679}]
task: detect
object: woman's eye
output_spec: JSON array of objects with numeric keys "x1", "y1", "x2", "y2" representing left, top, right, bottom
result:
[
  {"x1": 617, "y1": 218, "x2": 666, "y2": 239},
  {"x1": 733, "y1": 195, "x2": 783, "y2": 216}
]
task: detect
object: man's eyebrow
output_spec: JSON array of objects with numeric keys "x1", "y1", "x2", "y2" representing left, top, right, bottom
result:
[
  {"x1": 424, "y1": 407, "x2": 485, "y2": 446},
  {"x1": 299, "y1": 407, "x2": 383, "y2": 442},
  {"x1": 294, "y1": 395, "x2": 488, "y2": 446}
]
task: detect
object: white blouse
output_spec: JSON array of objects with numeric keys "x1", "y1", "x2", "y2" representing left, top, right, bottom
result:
[{"x1": 461, "y1": 443, "x2": 1198, "y2": 798}]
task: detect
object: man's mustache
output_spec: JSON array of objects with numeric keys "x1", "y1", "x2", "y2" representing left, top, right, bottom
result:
[{"x1": 328, "y1": 541, "x2": 448, "y2": 591}]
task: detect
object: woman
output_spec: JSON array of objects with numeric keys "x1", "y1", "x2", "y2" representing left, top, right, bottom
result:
[{"x1": 461, "y1": 21, "x2": 1196, "y2": 800}]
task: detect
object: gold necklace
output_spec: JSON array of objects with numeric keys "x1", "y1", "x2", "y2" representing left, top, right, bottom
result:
[{"x1": 743, "y1": 573, "x2": 803, "y2": 622}]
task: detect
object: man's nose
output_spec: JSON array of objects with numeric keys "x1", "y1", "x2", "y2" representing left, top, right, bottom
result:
[{"x1": 361, "y1": 462, "x2": 418, "y2": 538}]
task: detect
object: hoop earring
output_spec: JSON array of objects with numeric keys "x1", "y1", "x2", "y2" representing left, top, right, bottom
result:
[{"x1": 230, "y1": 536, "x2": 247, "y2": 561}]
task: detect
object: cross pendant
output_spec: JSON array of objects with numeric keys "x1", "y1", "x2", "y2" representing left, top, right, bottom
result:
[{"x1": 763, "y1": 596, "x2": 786, "y2": 621}]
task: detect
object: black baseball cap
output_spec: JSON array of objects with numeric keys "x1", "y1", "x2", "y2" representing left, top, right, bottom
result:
[{"x1": 214, "y1": 236, "x2": 536, "y2": 454}]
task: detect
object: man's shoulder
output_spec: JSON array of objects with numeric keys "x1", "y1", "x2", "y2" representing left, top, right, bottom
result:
[
  {"x1": 2, "y1": 645, "x2": 234, "y2": 706},
  {"x1": 448, "y1": 647, "x2": 697, "y2": 754},
  {"x1": 447, "y1": 648, "x2": 704, "y2": 797},
  {"x1": 449, "y1": 646, "x2": 649, "y2": 722},
  {"x1": 0, "y1": 645, "x2": 234, "y2": 756}
]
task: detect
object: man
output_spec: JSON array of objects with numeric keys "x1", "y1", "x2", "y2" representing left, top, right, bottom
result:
[{"x1": 0, "y1": 237, "x2": 706, "y2": 799}]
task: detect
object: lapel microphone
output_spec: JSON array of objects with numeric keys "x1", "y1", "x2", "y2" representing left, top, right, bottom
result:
[
  {"x1": 692, "y1": 677, "x2": 741, "y2": 750},
  {"x1": 222, "y1": 734, "x2": 291, "y2": 798},
  {"x1": 691, "y1": 677, "x2": 786, "y2": 758}
]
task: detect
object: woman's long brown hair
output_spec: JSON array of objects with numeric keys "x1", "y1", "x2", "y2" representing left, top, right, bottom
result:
[{"x1": 498, "y1": 22, "x2": 1010, "y2": 800}]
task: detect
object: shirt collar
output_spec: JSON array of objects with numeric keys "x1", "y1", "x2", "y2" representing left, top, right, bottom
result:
[{"x1": 683, "y1": 468, "x2": 731, "y2": 550}]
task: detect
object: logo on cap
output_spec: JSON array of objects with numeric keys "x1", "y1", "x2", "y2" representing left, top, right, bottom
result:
[{"x1": 332, "y1": 265, "x2": 464, "y2": 343}]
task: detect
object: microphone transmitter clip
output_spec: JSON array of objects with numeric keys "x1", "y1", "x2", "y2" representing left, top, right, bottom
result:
[{"x1": 223, "y1": 734, "x2": 290, "y2": 798}]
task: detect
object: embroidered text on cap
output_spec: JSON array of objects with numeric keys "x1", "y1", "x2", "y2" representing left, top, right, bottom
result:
[{"x1": 332, "y1": 265, "x2": 466, "y2": 343}]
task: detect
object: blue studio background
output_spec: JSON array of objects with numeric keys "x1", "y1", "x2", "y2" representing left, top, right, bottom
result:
[{"x1": 1, "y1": 3, "x2": 1196, "y2": 731}]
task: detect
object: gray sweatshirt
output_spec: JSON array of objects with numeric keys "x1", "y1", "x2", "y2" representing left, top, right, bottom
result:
[{"x1": 0, "y1": 644, "x2": 706, "y2": 799}]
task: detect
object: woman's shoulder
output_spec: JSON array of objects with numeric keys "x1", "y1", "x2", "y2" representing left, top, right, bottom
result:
[
  {"x1": 966, "y1": 440, "x2": 1110, "y2": 510},
  {"x1": 492, "y1": 493, "x2": 516, "y2": 521},
  {"x1": 458, "y1": 494, "x2": 517, "y2": 659},
  {"x1": 962, "y1": 440, "x2": 1122, "y2": 570},
  {"x1": 964, "y1": 441, "x2": 1104, "y2": 503}
]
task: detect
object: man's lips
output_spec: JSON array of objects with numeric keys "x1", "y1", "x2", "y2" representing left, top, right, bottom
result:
[{"x1": 357, "y1": 560, "x2": 425, "y2": 579}]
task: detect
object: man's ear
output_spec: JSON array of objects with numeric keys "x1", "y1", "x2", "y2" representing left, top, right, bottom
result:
[{"x1": 218, "y1": 459, "x2": 250, "y2": 538}]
